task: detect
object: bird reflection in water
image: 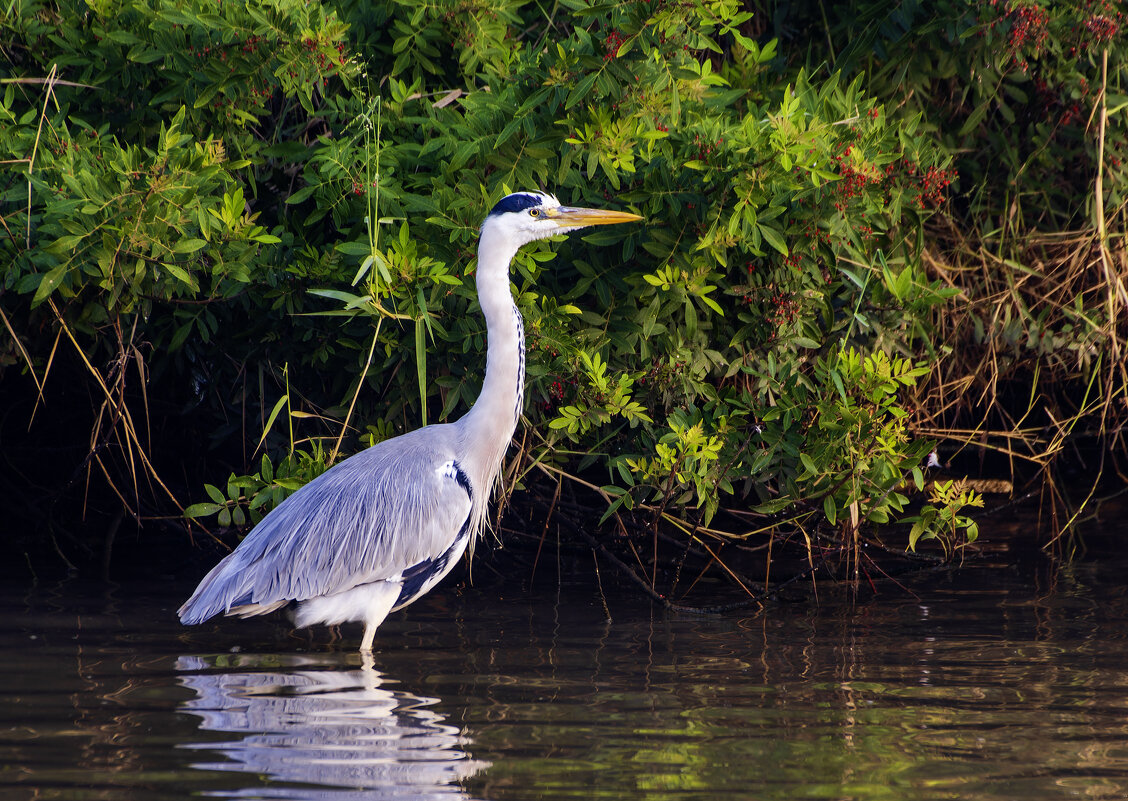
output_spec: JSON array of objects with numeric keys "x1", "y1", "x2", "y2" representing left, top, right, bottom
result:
[{"x1": 176, "y1": 654, "x2": 485, "y2": 800}]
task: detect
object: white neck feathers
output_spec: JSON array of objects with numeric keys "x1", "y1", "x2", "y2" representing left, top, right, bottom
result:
[{"x1": 456, "y1": 220, "x2": 526, "y2": 536}]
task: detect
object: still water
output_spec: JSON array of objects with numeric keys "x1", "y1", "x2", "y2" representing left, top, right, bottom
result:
[{"x1": 3, "y1": 552, "x2": 1128, "y2": 800}]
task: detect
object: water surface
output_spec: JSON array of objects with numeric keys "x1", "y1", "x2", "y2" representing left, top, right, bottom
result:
[{"x1": 3, "y1": 553, "x2": 1128, "y2": 799}]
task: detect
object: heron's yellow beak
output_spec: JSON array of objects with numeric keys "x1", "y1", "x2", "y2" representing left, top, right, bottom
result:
[{"x1": 547, "y1": 206, "x2": 644, "y2": 227}]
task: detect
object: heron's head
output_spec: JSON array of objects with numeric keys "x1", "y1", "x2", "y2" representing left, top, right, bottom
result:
[{"x1": 485, "y1": 191, "x2": 643, "y2": 246}]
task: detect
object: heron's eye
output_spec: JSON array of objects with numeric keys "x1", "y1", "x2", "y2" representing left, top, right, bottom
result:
[{"x1": 529, "y1": 208, "x2": 540, "y2": 217}]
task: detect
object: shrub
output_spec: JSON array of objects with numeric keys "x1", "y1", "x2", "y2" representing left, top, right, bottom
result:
[
  {"x1": 778, "y1": 0, "x2": 1127, "y2": 538},
  {"x1": 2, "y1": 0, "x2": 989, "y2": 591}
]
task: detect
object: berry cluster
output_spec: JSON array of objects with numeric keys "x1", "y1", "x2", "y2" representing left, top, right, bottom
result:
[
  {"x1": 735, "y1": 275, "x2": 800, "y2": 328},
  {"x1": 301, "y1": 37, "x2": 346, "y2": 73},
  {"x1": 48, "y1": 138, "x2": 80, "y2": 158},
  {"x1": 835, "y1": 143, "x2": 956, "y2": 213},
  {"x1": 692, "y1": 134, "x2": 723, "y2": 164},
  {"x1": 180, "y1": 31, "x2": 347, "y2": 122},
  {"x1": 350, "y1": 180, "x2": 378, "y2": 196},
  {"x1": 439, "y1": 6, "x2": 503, "y2": 49},
  {"x1": 604, "y1": 29, "x2": 625, "y2": 61},
  {"x1": 1059, "y1": 101, "x2": 1084, "y2": 127},
  {"x1": 537, "y1": 375, "x2": 574, "y2": 413},
  {"x1": 829, "y1": 143, "x2": 883, "y2": 212},
  {"x1": 979, "y1": 1, "x2": 1049, "y2": 70},
  {"x1": 239, "y1": 34, "x2": 265, "y2": 54},
  {"x1": 1034, "y1": 69, "x2": 1091, "y2": 130},
  {"x1": 763, "y1": 290, "x2": 799, "y2": 340},
  {"x1": 797, "y1": 223, "x2": 834, "y2": 249},
  {"x1": 609, "y1": 84, "x2": 650, "y2": 113},
  {"x1": 912, "y1": 164, "x2": 958, "y2": 208},
  {"x1": 1006, "y1": 4, "x2": 1050, "y2": 53},
  {"x1": 655, "y1": 29, "x2": 693, "y2": 56},
  {"x1": 1085, "y1": 11, "x2": 1121, "y2": 42}
]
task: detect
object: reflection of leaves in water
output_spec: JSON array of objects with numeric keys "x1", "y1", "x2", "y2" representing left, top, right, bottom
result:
[{"x1": 176, "y1": 654, "x2": 486, "y2": 800}]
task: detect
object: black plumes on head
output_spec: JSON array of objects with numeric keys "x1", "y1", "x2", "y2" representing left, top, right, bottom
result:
[{"x1": 488, "y1": 193, "x2": 544, "y2": 217}]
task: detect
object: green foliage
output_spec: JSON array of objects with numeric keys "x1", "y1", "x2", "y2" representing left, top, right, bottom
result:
[
  {"x1": 615, "y1": 408, "x2": 730, "y2": 524},
  {"x1": 184, "y1": 448, "x2": 331, "y2": 528},
  {"x1": 762, "y1": 346, "x2": 933, "y2": 529},
  {"x1": 12, "y1": 108, "x2": 277, "y2": 322},
  {"x1": 4, "y1": 0, "x2": 989, "y2": 566},
  {"x1": 905, "y1": 480, "x2": 984, "y2": 556},
  {"x1": 548, "y1": 351, "x2": 652, "y2": 437},
  {"x1": 788, "y1": 0, "x2": 1127, "y2": 231},
  {"x1": 779, "y1": 1, "x2": 1127, "y2": 543}
]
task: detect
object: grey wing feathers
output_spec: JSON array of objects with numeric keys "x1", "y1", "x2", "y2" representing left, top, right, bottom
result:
[{"x1": 178, "y1": 424, "x2": 471, "y2": 624}]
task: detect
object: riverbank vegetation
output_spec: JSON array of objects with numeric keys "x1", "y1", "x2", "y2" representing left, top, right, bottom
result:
[{"x1": 2, "y1": 0, "x2": 1124, "y2": 601}]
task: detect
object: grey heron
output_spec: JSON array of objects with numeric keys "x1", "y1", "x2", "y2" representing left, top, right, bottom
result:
[{"x1": 178, "y1": 191, "x2": 643, "y2": 651}]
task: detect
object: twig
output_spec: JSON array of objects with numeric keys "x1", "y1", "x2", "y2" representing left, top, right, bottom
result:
[{"x1": 574, "y1": 526, "x2": 671, "y2": 608}]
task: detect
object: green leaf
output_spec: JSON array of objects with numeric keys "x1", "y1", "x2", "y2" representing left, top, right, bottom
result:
[
  {"x1": 105, "y1": 30, "x2": 143, "y2": 45},
  {"x1": 183, "y1": 502, "x2": 224, "y2": 519},
  {"x1": 823, "y1": 495, "x2": 837, "y2": 526},
  {"x1": 701, "y1": 295, "x2": 724, "y2": 316},
  {"x1": 194, "y1": 82, "x2": 220, "y2": 109},
  {"x1": 415, "y1": 316, "x2": 428, "y2": 426},
  {"x1": 32, "y1": 265, "x2": 66, "y2": 306},
  {"x1": 336, "y1": 240, "x2": 372, "y2": 256},
  {"x1": 173, "y1": 238, "x2": 207, "y2": 254},
  {"x1": 128, "y1": 46, "x2": 165, "y2": 64},
  {"x1": 908, "y1": 521, "x2": 926, "y2": 551},
  {"x1": 829, "y1": 368, "x2": 848, "y2": 404},
  {"x1": 256, "y1": 394, "x2": 289, "y2": 454},
  {"x1": 752, "y1": 497, "x2": 793, "y2": 515},
  {"x1": 161, "y1": 262, "x2": 198, "y2": 290},
  {"x1": 565, "y1": 72, "x2": 599, "y2": 109},
  {"x1": 757, "y1": 223, "x2": 788, "y2": 256},
  {"x1": 48, "y1": 234, "x2": 84, "y2": 253},
  {"x1": 285, "y1": 185, "x2": 316, "y2": 205}
]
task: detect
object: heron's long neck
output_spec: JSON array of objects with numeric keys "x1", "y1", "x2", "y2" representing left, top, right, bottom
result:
[{"x1": 459, "y1": 223, "x2": 525, "y2": 508}]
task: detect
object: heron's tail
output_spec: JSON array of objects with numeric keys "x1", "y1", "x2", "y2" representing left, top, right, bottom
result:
[
  {"x1": 178, "y1": 580, "x2": 224, "y2": 625},
  {"x1": 178, "y1": 556, "x2": 244, "y2": 625}
]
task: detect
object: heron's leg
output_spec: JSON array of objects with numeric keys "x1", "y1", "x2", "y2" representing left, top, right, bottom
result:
[
  {"x1": 358, "y1": 581, "x2": 400, "y2": 651},
  {"x1": 360, "y1": 622, "x2": 376, "y2": 652}
]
